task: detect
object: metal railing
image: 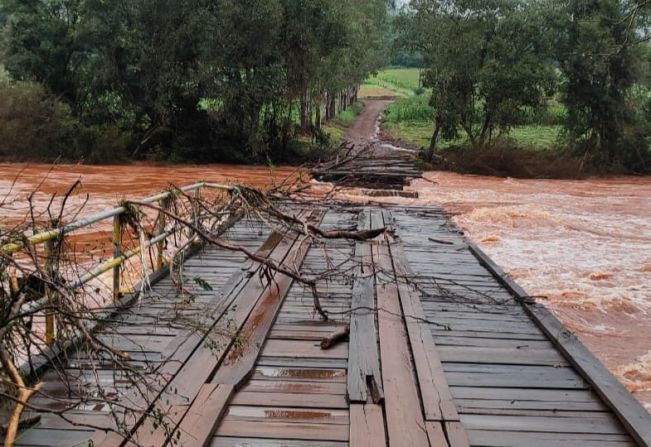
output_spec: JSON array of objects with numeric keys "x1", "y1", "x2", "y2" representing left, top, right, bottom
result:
[{"x1": 1, "y1": 182, "x2": 232, "y2": 344}]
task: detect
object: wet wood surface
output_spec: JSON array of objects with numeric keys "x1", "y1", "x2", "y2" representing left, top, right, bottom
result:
[{"x1": 16, "y1": 205, "x2": 651, "y2": 447}]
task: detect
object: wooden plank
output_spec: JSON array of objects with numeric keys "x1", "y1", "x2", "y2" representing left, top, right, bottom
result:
[
  {"x1": 388, "y1": 241, "x2": 459, "y2": 422},
  {"x1": 347, "y1": 208, "x2": 383, "y2": 403},
  {"x1": 251, "y1": 367, "x2": 346, "y2": 383},
  {"x1": 350, "y1": 404, "x2": 387, "y2": 447},
  {"x1": 240, "y1": 379, "x2": 346, "y2": 395},
  {"x1": 174, "y1": 384, "x2": 235, "y2": 447},
  {"x1": 445, "y1": 422, "x2": 470, "y2": 447},
  {"x1": 261, "y1": 339, "x2": 348, "y2": 360},
  {"x1": 89, "y1": 223, "x2": 299, "y2": 446},
  {"x1": 219, "y1": 406, "x2": 348, "y2": 425},
  {"x1": 466, "y1": 430, "x2": 635, "y2": 447},
  {"x1": 375, "y1": 243, "x2": 429, "y2": 447},
  {"x1": 468, "y1": 241, "x2": 651, "y2": 446},
  {"x1": 212, "y1": 212, "x2": 323, "y2": 387},
  {"x1": 461, "y1": 414, "x2": 625, "y2": 434},
  {"x1": 216, "y1": 420, "x2": 349, "y2": 442},
  {"x1": 425, "y1": 422, "x2": 449, "y2": 447},
  {"x1": 211, "y1": 439, "x2": 347, "y2": 447},
  {"x1": 231, "y1": 390, "x2": 347, "y2": 409},
  {"x1": 437, "y1": 346, "x2": 568, "y2": 367},
  {"x1": 450, "y1": 386, "x2": 606, "y2": 406}
]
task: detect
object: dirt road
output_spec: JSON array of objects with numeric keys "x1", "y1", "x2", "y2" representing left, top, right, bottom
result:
[{"x1": 345, "y1": 99, "x2": 393, "y2": 144}]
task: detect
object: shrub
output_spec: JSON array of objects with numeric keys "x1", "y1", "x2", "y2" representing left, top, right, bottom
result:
[
  {"x1": 0, "y1": 78, "x2": 78, "y2": 160},
  {"x1": 0, "y1": 75, "x2": 131, "y2": 163}
]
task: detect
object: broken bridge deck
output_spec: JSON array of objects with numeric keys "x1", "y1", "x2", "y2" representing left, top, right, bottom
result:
[{"x1": 15, "y1": 203, "x2": 651, "y2": 447}]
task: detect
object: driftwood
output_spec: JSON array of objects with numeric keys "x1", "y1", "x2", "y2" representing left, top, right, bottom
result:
[{"x1": 320, "y1": 325, "x2": 350, "y2": 350}]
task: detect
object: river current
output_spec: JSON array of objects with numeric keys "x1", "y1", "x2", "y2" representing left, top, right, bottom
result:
[{"x1": 1, "y1": 163, "x2": 650, "y2": 410}]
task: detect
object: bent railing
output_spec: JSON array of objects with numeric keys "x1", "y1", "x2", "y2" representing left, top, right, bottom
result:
[{"x1": 1, "y1": 181, "x2": 232, "y2": 345}]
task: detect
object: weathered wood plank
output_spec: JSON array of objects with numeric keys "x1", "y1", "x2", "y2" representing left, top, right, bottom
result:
[
  {"x1": 231, "y1": 390, "x2": 347, "y2": 409},
  {"x1": 466, "y1": 430, "x2": 635, "y2": 447},
  {"x1": 347, "y1": 208, "x2": 383, "y2": 403},
  {"x1": 425, "y1": 422, "x2": 449, "y2": 447},
  {"x1": 211, "y1": 439, "x2": 347, "y2": 447},
  {"x1": 350, "y1": 404, "x2": 387, "y2": 447},
  {"x1": 174, "y1": 384, "x2": 235, "y2": 447},
  {"x1": 468, "y1": 241, "x2": 651, "y2": 447},
  {"x1": 216, "y1": 420, "x2": 349, "y2": 442},
  {"x1": 375, "y1": 243, "x2": 429, "y2": 447},
  {"x1": 389, "y1": 240, "x2": 459, "y2": 422}
]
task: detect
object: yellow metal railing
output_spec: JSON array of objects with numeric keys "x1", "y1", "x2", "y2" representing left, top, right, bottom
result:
[{"x1": 1, "y1": 182, "x2": 233, "y2": 344}]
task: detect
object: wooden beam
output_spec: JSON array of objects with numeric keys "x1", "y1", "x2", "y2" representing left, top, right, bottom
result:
[
  {"x1": 174, "y1": 384, "x2": 234, "y2": 447},
  {"x1": 468, "y1": 241, "x2": 651, "y2": 447},
  {"x1": 388, "y1": 242, "x2": 459, "y2": 423},
  {"x1": 350, "y1": 404, "x2": 387, "y2": 447},
  {"x1": 375, "y1": 242, "x2": 430, "y2": 447},
  {"x1": 348, "y1": 208, "x2": 384, "y2": 403}
]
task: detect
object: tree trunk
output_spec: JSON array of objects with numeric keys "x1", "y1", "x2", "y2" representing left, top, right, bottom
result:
[
  {"x1": 478, "y1": 111, "x2": 492, "y2": 148},
  {"x1": 426, "y1": 121, "x2": 442, "y2": 162},
  {"x1": 300, "y1": 90, "x2": 310, "y2": 133},
  {"x1": 329, "y1": 93, "x2": 337, "y2": 119},
  {"x1": 315, "y1": 101, "x2": 322, "y2": 129}
]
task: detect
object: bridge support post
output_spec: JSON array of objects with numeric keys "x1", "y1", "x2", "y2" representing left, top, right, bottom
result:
[
  {"x1": 44, "y1": 238, "x2": 57, "y2": 345},
  {"x1": 112, "y1": 216, "x2": 122, "y2": 303}
]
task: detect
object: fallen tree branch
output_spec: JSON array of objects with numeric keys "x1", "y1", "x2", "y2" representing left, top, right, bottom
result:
[{"x1": 320, "y1": 325, "x2": 350, "y2": 350}]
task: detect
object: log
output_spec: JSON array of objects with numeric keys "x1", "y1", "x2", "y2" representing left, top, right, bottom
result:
[{"x1": 320, "y1": 325, "x2": 350, "y2": 350}]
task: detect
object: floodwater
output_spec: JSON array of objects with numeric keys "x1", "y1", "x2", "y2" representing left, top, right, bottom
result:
[
  {"x1": 1, "y1": 162, "x2": 650, "y2": 410},
  {"x1": 0, "y1": 162, "x2": 298, "y2": 302},
  {"x1": 407, "y1": 172, "x2": 651, "y2": 410}
]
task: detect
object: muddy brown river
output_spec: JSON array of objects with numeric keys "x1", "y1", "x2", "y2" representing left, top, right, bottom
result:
[{"x1": 1, "y1": 162, "x2": 650, "y2": 411}]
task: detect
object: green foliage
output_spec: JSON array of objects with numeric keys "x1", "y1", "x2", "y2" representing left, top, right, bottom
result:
[
  {"x1": 0, "y1": 73, "x2": 131, "y2": 162},
  {"x1": 384, "y1": 95, "x2": 433, "y2": 122},
  {"x1": 193, "y1": 277, "x2": 213, "y2": 292},
  {"x1": 364, "y1": 68, "x2": 421, "y2": 96},
  {"x1": 401, "y1": 0, "x2": 558, "y2": 153},
  {"x1": 1, "y1": 0, "x2": 392, "y2": 163},
  {"x1": 556, "y1": 0, "x2": 651, "y2": 171}
]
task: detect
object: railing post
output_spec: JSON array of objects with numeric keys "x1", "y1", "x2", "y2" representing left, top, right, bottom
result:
[
  {"x1": 8, "y1": 255, "x2": 19, "y2": 296},
  {"x1": 191, "y1": 186, "x2": 201, "y2": 239},
  {"x1": 156, "y1": 199, "x2": 167, "y2": 270},
  {"x1": 112, "y1": 216, "x2": 122, "y2": 303},
  {"x1": 44, "y1": 238, "x2": 57, "y2": 345}
]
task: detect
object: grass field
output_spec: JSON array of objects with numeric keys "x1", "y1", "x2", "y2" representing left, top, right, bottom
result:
[
  {"x1": 385, "y1": 119, "x2": 562, "y2": 151},
  {"x1": 363, "y1": 68, "x2": 422, "y2": 97}
]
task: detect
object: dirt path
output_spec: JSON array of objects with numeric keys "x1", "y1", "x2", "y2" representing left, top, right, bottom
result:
[{"x1": 345, "y1": 99, "x2": 393, "y2": 144}]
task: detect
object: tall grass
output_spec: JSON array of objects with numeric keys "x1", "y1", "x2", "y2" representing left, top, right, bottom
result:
[{"x1": 384, "y1": 95, "x2": 433, "y2": 122}]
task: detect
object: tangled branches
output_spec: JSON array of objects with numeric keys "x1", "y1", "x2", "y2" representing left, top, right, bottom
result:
[{"x1": 0, "y1": 177, "x2": 386, "y2": 446}]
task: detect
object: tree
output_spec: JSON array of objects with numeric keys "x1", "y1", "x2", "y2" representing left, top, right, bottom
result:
[
  {"x1": 399, "y1": 0, "x2": 558, "y2": 161},
  {"x1": 1, "y1": 0, "x2": 392, "y2": 162},
  {"x1": 557, "y1": 0, "x2": 651, "y2": 170}
]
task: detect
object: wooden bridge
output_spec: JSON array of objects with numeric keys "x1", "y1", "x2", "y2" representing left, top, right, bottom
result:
[{"x1": 6, "y1": 155, "x2": 651, "y2": 447}]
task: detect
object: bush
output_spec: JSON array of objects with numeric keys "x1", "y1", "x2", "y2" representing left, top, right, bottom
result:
[
  {"x1": 0, "y1": 78, "x2": 74, "y2": 159},
  {"x1": 0, "y1": 75, "x2": 131, "y2": 163}
]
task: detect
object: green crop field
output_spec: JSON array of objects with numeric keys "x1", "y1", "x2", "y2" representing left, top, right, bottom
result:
[
  {"x1": 363, "y1": 68, "x2": 422, "y2": 97},
  {"x1": 383, "y1": 94, "x2": 563, "y2": 151}
]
